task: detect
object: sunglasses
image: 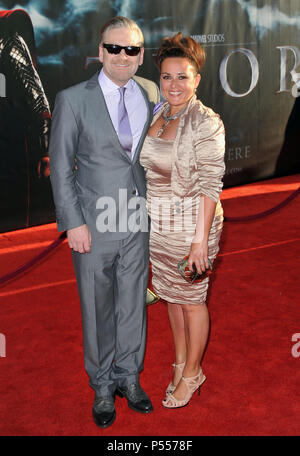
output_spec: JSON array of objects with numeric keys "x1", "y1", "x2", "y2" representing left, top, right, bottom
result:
[{"x1": 102, "y1": 43, "x2": 141, "y2": 56}]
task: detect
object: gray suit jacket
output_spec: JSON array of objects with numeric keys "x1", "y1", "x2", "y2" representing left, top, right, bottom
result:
[{"x1": 49, "y1": 71, "x2": 160, "y2": 240}]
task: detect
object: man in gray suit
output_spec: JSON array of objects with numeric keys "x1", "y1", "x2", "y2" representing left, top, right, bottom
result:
[{"x1": 49, "y1": 16, "x2": 160, "y2": 428}]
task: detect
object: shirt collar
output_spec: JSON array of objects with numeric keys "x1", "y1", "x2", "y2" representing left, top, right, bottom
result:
[{"x1": 98, "y1": 68, "x2": 135, "y2": 95}]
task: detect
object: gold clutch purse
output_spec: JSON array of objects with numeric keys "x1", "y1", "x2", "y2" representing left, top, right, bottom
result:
[{"x1": 146, "y1": 288, "x2": 160, "y2": 305}]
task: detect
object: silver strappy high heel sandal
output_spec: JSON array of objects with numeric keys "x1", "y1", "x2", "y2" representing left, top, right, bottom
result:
[{"x1": 163, "y1": 367, "x2": 206, "y2": 409}]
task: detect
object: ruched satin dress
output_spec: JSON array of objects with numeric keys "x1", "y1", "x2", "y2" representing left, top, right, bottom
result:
[{"x1": 140, "y1": 134, "x2": 224, "y2": 305}]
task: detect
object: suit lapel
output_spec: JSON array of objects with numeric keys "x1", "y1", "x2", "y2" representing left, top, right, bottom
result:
[
  {"x1": 85, "y1": 72, "x2": 153, "y2": 164},
  {"x1": 85, "y1": 72, "x2": 130, "y2": 161}
]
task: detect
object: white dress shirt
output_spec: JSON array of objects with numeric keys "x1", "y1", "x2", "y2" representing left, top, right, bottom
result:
[{"x1": 98, "y1": 69, "x2": 148, "y2": 160}]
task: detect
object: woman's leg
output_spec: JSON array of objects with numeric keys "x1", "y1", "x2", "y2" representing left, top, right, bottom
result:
[
  {"x1": 172, "y1": 303, "x2": 210, "y2": 400},
  {"x1": 167, "y1": 302, "x2": 186, "y2": 386}
]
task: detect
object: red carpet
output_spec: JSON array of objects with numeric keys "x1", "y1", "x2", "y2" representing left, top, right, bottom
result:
[{"x1": 0, "y1": 174, "x2": 299, "y2": 436}]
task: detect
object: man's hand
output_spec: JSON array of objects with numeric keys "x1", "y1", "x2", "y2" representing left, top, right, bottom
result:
[{"x1": 67, "y1": 224, "x2": 91, "y2": 253}]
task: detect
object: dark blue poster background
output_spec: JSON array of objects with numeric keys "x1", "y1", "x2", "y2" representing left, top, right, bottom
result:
[{"x1": 0, "y1": 0, "x2": 299, "y2": 232}]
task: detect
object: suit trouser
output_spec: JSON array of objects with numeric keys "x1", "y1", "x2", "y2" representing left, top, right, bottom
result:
[{"x1": 72, "y1": 230, "x2": 149, "y2": 397}]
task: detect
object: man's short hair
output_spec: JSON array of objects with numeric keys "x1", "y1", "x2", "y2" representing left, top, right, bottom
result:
[{"x1": 100, "y1": 16, "x2": 144, "y2": 46}]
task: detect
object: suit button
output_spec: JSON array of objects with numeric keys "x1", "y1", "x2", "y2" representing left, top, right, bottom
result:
[{"x1": 132, "y1": 189, "x2": 137, "y2": 195}]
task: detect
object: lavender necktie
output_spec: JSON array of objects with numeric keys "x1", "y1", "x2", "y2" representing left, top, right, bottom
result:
[{"x1": 118, "y1": 87, "x2": 133, "y2": 158}]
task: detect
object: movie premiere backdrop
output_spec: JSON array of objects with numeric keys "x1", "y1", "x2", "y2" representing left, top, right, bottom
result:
[{"x1": 0, "y1": 0, "x2": 299, "y2": 232}]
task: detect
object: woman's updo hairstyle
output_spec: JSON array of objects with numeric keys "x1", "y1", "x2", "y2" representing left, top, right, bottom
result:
[{"x1": 155, "y1": 32, "x2": 206, "y2": 74}]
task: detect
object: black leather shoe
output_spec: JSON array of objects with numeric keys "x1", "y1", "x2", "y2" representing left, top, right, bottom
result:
[
  {"x1": 116, "y1": 383, "x2": 153, "y2": 414},
  {"x1": 92, "y1": 396, "x2": 116, "y2": 428}
]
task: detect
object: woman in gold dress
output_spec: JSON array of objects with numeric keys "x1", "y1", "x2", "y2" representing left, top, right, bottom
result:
[{"x1": 140, "y1": 33, "x2": 225, "y2": 409}]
